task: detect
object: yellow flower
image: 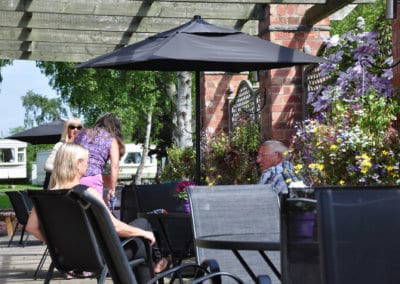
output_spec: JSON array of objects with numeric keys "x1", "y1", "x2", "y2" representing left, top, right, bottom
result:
[
  {"x1": 361, "y1": 160, "x2": 372, "y2": 168},
  {"x1": 330, "y1": 145, "x2": 338, "y2": 151},
  {"x1": 386, "y1": 165, "x2": 394, "y2": 172},
  {"x1": 285, "y1": 178, "x2": 292, "y2": 184},
  {"x1": 316, "y1": 141, "x2": 322, "y2": 146},
  {"x1": 360, "y1": 168, "x2": 368, "y2": 174},
  {"x1": 294, "y1": 164, "x2": 303, "y2": 170},
  {"x1": 339, "y1": 180, "x2": 345, "y2": 185},
  {"x1": 217, "y1": 174, "x2": 222, "y2": 179},
  {"x1": 382, "y1": 150, "x2": 389, "y2": 156},
  {"x1": 308, "y1": 163, "x2": 324, "y2": 171}
]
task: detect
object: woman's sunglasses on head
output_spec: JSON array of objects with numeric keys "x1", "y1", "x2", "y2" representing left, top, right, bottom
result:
[{"x1": 68, "y1": 125, "x2": 82, "y2": 130}]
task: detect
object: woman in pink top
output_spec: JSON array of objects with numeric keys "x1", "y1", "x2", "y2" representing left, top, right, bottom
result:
[{"x1": 74, "y1": 113, "x2": 125, "y2": 201}]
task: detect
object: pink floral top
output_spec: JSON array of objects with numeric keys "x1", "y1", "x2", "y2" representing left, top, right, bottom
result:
[{"x1": 74, "y1": 128, "x2": 113, "y2": 177}]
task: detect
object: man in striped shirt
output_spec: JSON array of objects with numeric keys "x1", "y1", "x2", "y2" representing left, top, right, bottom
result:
[{"x1": 257, "y1": 140, "x2": 304, "y2": 195}]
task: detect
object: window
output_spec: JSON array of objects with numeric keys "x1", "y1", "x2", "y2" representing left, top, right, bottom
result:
[
  {"x1": 17, "y1": 148, "x2": 25, "y2": 163},
  {"x1": 124, "y1": 152, "x2": 142, "y2": 164},
  {"x1": 0, "y1": 148, "x2": 15, "y2": 163}
]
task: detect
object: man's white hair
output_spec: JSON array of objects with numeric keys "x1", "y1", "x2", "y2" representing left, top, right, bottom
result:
[{"x1": 262, "y1": 140, "x2": 288, "y2": 157}]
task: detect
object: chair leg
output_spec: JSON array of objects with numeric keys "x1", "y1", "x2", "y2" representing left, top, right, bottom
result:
[
  {"x1": 44, "y1": 262, "x2": 55, "y2": 284},
  {"x1": 7, "y1": 223, "x2": 19, "y2": 247},
  {"x1": 33, "y1": 247, "x2": 48, "y2": 280},
  {"x1": 19, "y1": 225, "x2": 26, "y2": 246},
  {"x1": 97, "y1": 266, "x2": 108, "y2": 284}
]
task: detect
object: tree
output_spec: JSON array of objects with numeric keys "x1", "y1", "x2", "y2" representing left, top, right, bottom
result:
[
  {"x1": 172, "y1": 72, "x2": 193, "y2": 148},
  {"x1": 0, "y1": 59, "x2": 12, "y2": 92},
  {"x1": 9, "y1": 125, "x2": 26, "y2": 135},
  {"x1": 330, "y1": 0, "x2": 389, "y2": 35},
  {"x1": 22, "y1": 90, "x2": 68, "y2": 127}
]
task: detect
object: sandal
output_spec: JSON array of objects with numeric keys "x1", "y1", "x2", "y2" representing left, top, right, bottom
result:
[{"x1": 154, "y1": 256, "x2": 172, "y2": 273}]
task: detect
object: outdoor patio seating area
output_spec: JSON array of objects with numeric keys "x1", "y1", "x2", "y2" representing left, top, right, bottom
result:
[
  {"x1": 2, "y1": 184, "x2": 400, "y2": 283},
  {"x1": 1, "y1": 0, "x2": 400, "y2": 283}
]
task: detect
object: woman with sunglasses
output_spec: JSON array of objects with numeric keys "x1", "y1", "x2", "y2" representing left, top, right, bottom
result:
[
  {"x1": 43, "y1": 118, "x2": 83, "y2": 189},
  {"x1": 74, "y1": 113, "x2": 125, "y2": 202}
]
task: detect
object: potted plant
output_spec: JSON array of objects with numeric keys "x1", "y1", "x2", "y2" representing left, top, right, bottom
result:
[
  {"x1": 286, "y1": 196, "x2": 317, "y2": 239},
  {"x1": 175, "y1": 181, "x2": 196, "y2": 214}
]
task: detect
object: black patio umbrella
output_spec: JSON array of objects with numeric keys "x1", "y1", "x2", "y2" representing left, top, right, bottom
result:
[
  {"x1": 7, "y1": 119, "x2": 65, "y2": 144},
  {"x1": 77, "y1": 15, "x2": 325, "y2": 183}
]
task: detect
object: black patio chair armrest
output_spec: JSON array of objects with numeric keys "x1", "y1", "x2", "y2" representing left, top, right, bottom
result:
[
  {"x1": 191, "y1": 272, "x2": 245, "y2": 284},
  {"x1": 129, "y1": 258, "x2": 145, "y2": 268},
  {"x1": 120, "y1": 237, "x2": 137, "y2": 247},
  {"x1": 286, "y1": 198, "x2": 316, "y2": 204},
  {"x1": 257, "y1": 275, "x2": 272, "y2": 284},
  {"x1": 146, "y1": 263, "x2": 211, "y2": 284}
]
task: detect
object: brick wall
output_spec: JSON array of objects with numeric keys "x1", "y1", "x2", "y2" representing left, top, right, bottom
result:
[
  {"x1": 200, "y1": 5, "x2": 329, "y2": 144},
  {"x1": 200, "y1": 73, "x2": 248, "y2": 137},
  {"x1": 260, "y1": 4, "x2": 330, "y2": 145},
  {"x1": 393, "y1": 3, "x2": 400, "y2": 88}
]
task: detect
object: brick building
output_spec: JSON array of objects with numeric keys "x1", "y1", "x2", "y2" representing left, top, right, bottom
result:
[{"x1": 201, "y1": 4, "x2": 330, "y2": 145}]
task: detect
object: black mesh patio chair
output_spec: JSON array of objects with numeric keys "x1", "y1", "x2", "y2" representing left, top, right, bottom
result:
[
  {"x1": 121, "y1": 183, "x2": 195, "y2": 265},
  {"x1": 69, "y1": 187, "x2": 219, "y2": 284},
  {"x1": 316, "y1": 186, "x2": 400, "y2": 284},
  {"x1": 5, "y1": 191, "x2": 32, "y2": 247},
  {"x1": 27, "y1": 189, "x2": 110, "y2": 284},
  {"x1": 120, "y1": 183, "x2": 181, "y2": 223},
  {"x1": 188, "y1": 184, "x2": 281, "y2": 284}
]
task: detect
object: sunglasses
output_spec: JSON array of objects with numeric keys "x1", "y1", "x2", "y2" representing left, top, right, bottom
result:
[{"x1": 68, "y1": 125, "x2": 82, "y2": 130}]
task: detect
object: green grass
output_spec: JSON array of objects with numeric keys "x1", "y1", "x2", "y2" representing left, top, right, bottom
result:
[{"x1": 0, "y1": 184, "x2": 42, "y2": 209}]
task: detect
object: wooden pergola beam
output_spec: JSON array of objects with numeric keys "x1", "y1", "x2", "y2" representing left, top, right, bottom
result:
[
  {"x1": 0, "y1": 50, "x2": 92, "y2": 63},
  {"x1": 0, "y1": 0, "x2": 267, "y2": 20},
  {"x1": 0, "y1": 0, "x2": 328, "y2": 15},
  {"x1": 0, "y1": 0, "x2": 376, "y2": 63},
  {"x1": 0, "y1": 11, "x2": 259, "y2": 34},
  {"x1": 0, "y1": 27, "x2": 153, "y2": 45},
  {"x1": 303, "y1": 0, "x2": 375, "y2": 25}
]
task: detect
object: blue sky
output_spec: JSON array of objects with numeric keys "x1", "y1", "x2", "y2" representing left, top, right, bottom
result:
[{"x1": 0, "y1": 60, "x2": 58, "y2": 137}]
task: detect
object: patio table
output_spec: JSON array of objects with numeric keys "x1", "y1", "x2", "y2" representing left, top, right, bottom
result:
[{"x1": 195, "y1": 233, "x2": 281, "y2": 283}]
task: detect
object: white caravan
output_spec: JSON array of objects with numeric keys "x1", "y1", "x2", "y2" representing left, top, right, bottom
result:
[
  {"x1": 118, "y1": 144, "x2": 157, "y2": 180},
  {"x1": 33, "y1": 143, "x2": 157, "y2": 185},
  {"x1": 0, "y1": 139, "x2": 27, "y2": 179}
]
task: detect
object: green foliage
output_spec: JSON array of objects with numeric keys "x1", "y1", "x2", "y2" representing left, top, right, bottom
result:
[
  {"x1": 203, "y1": 118, "x2": 261, "y2": 185},
  {"x1": 160, "y1": 146, "x2": 196, "y2": 182},
  {"x1": 36, "y1": 62, "x2": 176, "y2": 149},
  {"x1": 8, "y1": 126, "x2": 26, "y2": 136},
  {"x1": 330, "y1": 0, "x2": 389, "y2": 35},
  {"x1": 160, "y1": 119, "x2": 261, "y2": 184},
  {"x1": 0, "y1": 59, "x2": 12, "y2": 85},
  {"x1": 22, "y1": 90, "x2": 67, "y2": 127},
  {"x1": 293, "y1": 88, "x2": 400, "y2": 186},
  {"x1": 26, "y1": 144, "x2": 54, "y2": 179}
]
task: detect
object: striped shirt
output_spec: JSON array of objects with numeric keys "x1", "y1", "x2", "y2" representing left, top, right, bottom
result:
[{"x1": 258, "y1": 161, "x2": 301, "y2": 194}]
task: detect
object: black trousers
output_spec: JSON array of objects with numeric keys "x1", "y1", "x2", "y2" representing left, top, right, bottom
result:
[{"x1": 124, "y1": 218, "x2": 158, "y2": 283}]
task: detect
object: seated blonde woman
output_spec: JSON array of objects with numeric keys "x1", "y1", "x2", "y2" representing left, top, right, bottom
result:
[{"x1": 26, "y1": 143, "x2": 168, "y2": 282}]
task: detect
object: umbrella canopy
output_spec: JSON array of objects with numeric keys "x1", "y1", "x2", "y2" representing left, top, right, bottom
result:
[
  {"x1": 77, "y1": 16, "x2": 324, "y2": 71},
  {"x1": 7, "y1": 120, "x2": 65, "y2": 144},
  {"x1": 77, "y1": 15, "x2": 325, "y2": 183}
]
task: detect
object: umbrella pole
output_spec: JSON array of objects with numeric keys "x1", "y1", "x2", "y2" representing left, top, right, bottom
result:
[{"x1": 195, "y1": 71, "x2": 201, "y2": 184}]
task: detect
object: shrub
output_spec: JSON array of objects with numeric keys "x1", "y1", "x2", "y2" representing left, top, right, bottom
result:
[
  {"x1": 203, "y1": 118, "x2": 261, "y2": 185},
  {"x1": 292, "y1": 20, "x2": 400, "y2": 186}
]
